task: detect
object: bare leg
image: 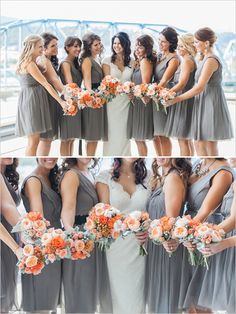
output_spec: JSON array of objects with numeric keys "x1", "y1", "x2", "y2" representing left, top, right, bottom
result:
[
  {"x1": 160, "y1": 136, "x2": 172, "y2": 156},
  {"x1": 135, "y1": 140, "x2": 147, "y2": 156},
  {"x1": 189, "y1": 140, "x2": 195, "y2": 155},
  {"x1": 60, "y1": 140, "x2": 71, "y2": 156},
  {"x1": 37, "y1": 139, "x2": 52, "y2": 156},
  {"x1": 26, "y1": 134, "x2": 40, "y2": 156},
  {"x1": 153, "y1": 136, "x2": 162, "y2": 156},
  {"x1": 206, "y1": 141, "x2": 218, "y2": 156},
  {"x1": 178, "y1": 139, "x2": 191, "y2": 156},
  {"x1": 86, "y1": 141, "x2": 98, "y2": 156},
  {"x1": 69, "y1": 140, "x2": 74, "y2": 156},
  {"x1": 194, "y1": 140, "x2": 208, "y2": 156}
]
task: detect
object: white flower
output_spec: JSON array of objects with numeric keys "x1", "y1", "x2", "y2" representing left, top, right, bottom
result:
[{"x1": 129, "y1": 211, "x2": 142, "y2": 220}]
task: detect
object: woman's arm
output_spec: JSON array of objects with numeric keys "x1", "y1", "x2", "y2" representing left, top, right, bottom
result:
[
  {"x1": 24, "y1": 177, "x2": 44, "y2": 215},
  {"x1": 140, "y1": 58, "x2": 153, "y2": 84},
  {"x1": 26, "y1": 62, "x2": 66, "y2": 108},
  {"x1": 169, "y1": 58, "x2": 194, "y2": 93},
  {"x1": 102, "y1": 63, "x2": 111, "y2": 76},
  {"x1": 159, "y1": 57, "x2": 180, "y2": 87},
  {"x1": 96, "y1": 182, "x2": 110, "y2": 204},
  {"x1": 43, "y1": 58, "x2": 64, "y2": 93},
  {"x1": 60, "y1": 171, "x2": 79, "y2": 231},
  {"x1": 60, "y1": 62, "x2": 73, "y2": 84},
  {"x1": 81, "y1": 58, "x2": 92, "y2": 90},
  {"x1": 200, "y1": 236, "x2": 236, "y2": 257},
  {"x1": 0, "y1": 223, "x2": 22, "y2": 259}
]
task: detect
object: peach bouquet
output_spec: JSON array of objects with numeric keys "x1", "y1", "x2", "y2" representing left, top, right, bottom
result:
[
  {"x1": 99, "y1": 75, "x2": 121, "y2": 102},
  {"x1": 17, "y1": 244, "x2": 45, "y2": 275}
]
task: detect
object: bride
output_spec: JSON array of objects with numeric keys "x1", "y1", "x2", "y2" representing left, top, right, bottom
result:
[
  {"x1": 102, "y1": 32, "x2": 134, "y2": 156},
  {"x1": 96, "y1": 158, "x2": 151, "y2": 314}
]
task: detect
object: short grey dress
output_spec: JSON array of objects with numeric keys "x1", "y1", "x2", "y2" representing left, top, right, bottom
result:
[
  {"x1": 153, "y1": 54, "x2": 180, "y2": 136},
  {"x1": 127, "y1": 66, "x2": 154, "y2": 140},
  {"x1": 21, "y1": 174, "x2": 62, "y2": 312},
  {"x1": 179, "y1": 165, "x2": 234, "y2": 310},
  {"x1": 58, "y1": 60, "x2": 82, "y2": 140},
  {"x1": 61, "y1": 168, "x2": 112, "y2": 313},
  {"x1": 0, "y1": 176, "x2": 21, "y2": 313},
  {"x1": 145, "y1": 172, "x2": 184, "y2": 314},
  {"x1": 165, "y1": 58, "x2": 196, "y2": 139},
  {"x1": 15, "y1": 74, "x2": 52, "y2": 136},
  {"x1": 81, "y1": 58, "x2": 108, "y2": 141},
  {"x1": 190, "y1": 54, "x2": 233, "y2": 141},
  {"x1": 197, "y1": 178, "x2": 236, "y2": 312}
]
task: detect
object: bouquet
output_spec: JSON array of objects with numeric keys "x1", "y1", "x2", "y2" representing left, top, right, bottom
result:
[
  {"x1": 84, "y1": 203, "x2": 124, "y2": 251},
  {"x1": 192, "y1": 223, "x2": 225, "y2": 269},
  {"x1": 64, "y1": 226, "x2": 95, "y2": 260},
  {"x1": 12, "y1": 212, "x2": 50, "y2": 245},
  {"x1": 121, "y1": 211, "x2": 150, "y2": 256},
  {"x1": 148, "y1": 216, "x2": 176, "y2": 256},
  {"x1": 17, "y1": 244, "x2": 45, "y2": 275},
  {"x1": 116, "y1": 81, "x2": 135, "y2": 105},
  {"x1": 133, "y1": 83, "x2": 149, "y2": 99},
  {"x1": 63, "y1": 83, "x2": 82, "y2": 116},
  {"x1": 172, "y1": 215, "x2": 200, "y2": 266},
  {"x1": 146, "y1": 83, "x2": 175, "y2": 114},
  {"x1": 99, "y1": 75, "x2": 121, "y2": 102}
]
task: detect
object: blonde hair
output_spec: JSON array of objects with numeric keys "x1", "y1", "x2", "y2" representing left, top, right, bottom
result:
[
  {"x1": 178, "y1": 33, "x2": 197, "y2": 57},
  {"x1": 16, "y1": 35, "x2": 43, "y2": 74}
]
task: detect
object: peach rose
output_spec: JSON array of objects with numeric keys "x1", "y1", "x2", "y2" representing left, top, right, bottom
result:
[
  {"x1": 150, "y1": 226, "x2": 162, "y2": 240},
  {"x1": 58, "y1": 249, "x2": 67, "y2": 259},
  {"x1": 41, "y1": 233, "x2": 53, "y2": 245},
  {"x1": 126, "y1": 217, "x2": 140, "y2": 232},
  {"x1": 21, "y1": 218, "x2": 33, "y2": 230},
  {"x1": 33, "y1": 220, "x2": 46, "y2": 232},
  {"x1": 75, "y1": 240, "x2": 85, "y2": 251},
  {"x1": 23, "y1": 244, "x2": 34, "y2": 256},
  {"x1": 85, "y1": 218, "x2": 95, "y2": 230},
  {"x1": 173, "y1": 226, "x2": 188, "y2": 239},
  {"x1": 48, "y1": 254, "x2": 56, "y2": 263},
  {"x1": 25, "y1": 256, "x2": 38, "y2": 268}
]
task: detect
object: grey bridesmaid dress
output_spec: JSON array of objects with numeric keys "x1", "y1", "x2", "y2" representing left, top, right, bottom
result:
[
  {"x1": 179, "y1": 165, "x2": 234, "y2": 310},
  {"x1": 145, "y1": 173, "x2": 184, "y2": 313},
  {"x1": 15, "y1": 74, "x2": 52, "y2": 136},
  {"x1": 81, "y1": 58, "x2": 108, "y2": 141},
  {"x1": 153, "y1": 54, "x2": 180, "y2": 136},
  {"x1": 0, "y1": 176, "x2": 21, "y2": 312},
  {"x1": 190, "y1": 54, "x2": 233, "y2": 140},
  {"x1": 197, "y1": 176, "x2": 236, "y2": 313},
  {"x1": 165, "y1": 58, "x2": 196, "y2": 139},
  {"x1": 127, "y1": 66, "x2": 154, "y2": 140},
  {"x1": 58, "y1": 59, "x2": 82, "y2": 140},
  {"x1": 21, "y1": 174, "x2": 62, "y2": 312},
  {"x1": 61, "y1": 168, "x2": 112, "y2": 313}
]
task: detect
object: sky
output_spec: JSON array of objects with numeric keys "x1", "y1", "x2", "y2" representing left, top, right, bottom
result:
[{"x1": 1, "y1": 0, "x2": 236, "y2": 33}]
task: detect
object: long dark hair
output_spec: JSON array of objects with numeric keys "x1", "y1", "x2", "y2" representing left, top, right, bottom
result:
[
  {"x1": 36, "y1": 159, "x2": 60, "y2": 194},
  {"x1": 135, "y1": 34, "x2": 157, "y2": 64},
  {"x1": 64, "y1": 36, "x2": 82, "y2": 70},
  {"x1": 150, "y1": 158, "x2": 192, "y2": 191},
  {"x1": 4, "y1": 158, "x2": 19, "y2": 191},
  {"x1": 41, "y1": 32, "x2": 59, "y2": 71},
  {"x1": 112, "y1": 158, "x2": 147, "y2": 188},
  {"x1": 80, "y1": 32, "x2": 103, "y2": 64},
  {"x1": 111, "y1": 32, "x2": 131, "y2": 67},
  {"x1": 60, "y1": 158, "x2": 101, "y2": 176},
  {"x1": 160, "y1": 27, "x2": 178, "y2": 52}
]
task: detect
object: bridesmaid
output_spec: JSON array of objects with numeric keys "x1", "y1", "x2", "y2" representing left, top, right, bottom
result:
[
  {"x1": 165, "y1": 33, "x2": 197, "y2": 156},
  {"x1": 60, "y1": 158, "x2": 112, "y2": 313},
  {"x1": 179, "y1": 158, "x2": 234, "y2": 312},
  {"x1": 59, "y1": 36, "x2": 83, "y2": 156},
  {"x1": 197, "y1": 158, "x2": 236, "y2": 313},
  {"x1": 137, "y1": 158, "x2": 192, "y2": 313},
  {"x1": 166, "y1": 27, "x2": 233, "y2": 156},
  {"x1": 0, "y1": 160, "x2": 21, "y2": 313},
  {"x1": 96, "y1": 158, "x2": 150, "y2": 314},
  {"x1": 102, "y1": 32, "x2": 133, "y2": 156},
  {"x1": 38, "y1": 32, "x2": 64, "y2": 156},
  {"x1": 21, "y1": 158, "x2": 62, "y2": 314},
  {"x1": 127, "y1": 35, "x2": 156, "y2": 156},
  {"x1": 15, "y1": 35, "x2": 66, "y2": 156},
  {"x1": 80, "y1": 32, "x2": 107, "y2": 156},
  {"x1": 153, "y1": 27, "x2": 180, "y2": 156}
]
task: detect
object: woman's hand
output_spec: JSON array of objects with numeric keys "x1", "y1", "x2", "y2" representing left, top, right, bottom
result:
[
  {"x1": 163, "y1": 239, "x2": 179, "y2": 253},
  {"x1": 183, "y1": 240, "x2": 196, "y2": 251},
  {"x1": 128, "y1": 93, "x2": 134, "y2": 101},
  {"x1": 135, "y1": 231, "x2": 148, "y2": 245},
  {"x1": 141, "y1": 96, "x2": 150, "y2": 105},
  {"x1": 199, "y1": 242, "x2": 227, "y2": 257}
]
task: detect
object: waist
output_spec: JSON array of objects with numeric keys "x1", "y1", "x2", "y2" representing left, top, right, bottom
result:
[{"x1": 74, "y1": 214, "x2": 88, "y2": 226}]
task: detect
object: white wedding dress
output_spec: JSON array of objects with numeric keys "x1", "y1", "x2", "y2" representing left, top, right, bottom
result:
[
  {"x1": 102, "y1": 57, "x2": 133, "y2": 156},
  {"x1": 96, "y1": 170, "x2": 151, "y2": 314}
]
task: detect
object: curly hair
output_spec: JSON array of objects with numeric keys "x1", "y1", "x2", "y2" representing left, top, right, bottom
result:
[
  {"x1": 111, "y1": 158, "x2": 147, "y2": 188},
  {"x1": 150, "y1": 158, "x2": 192, "y2": 191},
  {"x1": 135, "y1": 34, "x2": 157, "y2": 64},
  {"x1": 160, "y1": 27, "x2": 178, "y2": 53},
  {"x1": 80, "y1": 32, "x2": 104, "y2": 64},
  {"x1": 111, "y1": 32, "x2": 131, "y2": 67},
  {"x1": 60, "y1": 158, "x2": 101, "y2": 176},
  {"x1": 4, "y1": 158, "x2": 19, "y2": 191},
  {"x1": 36, "y1": 159, "x2": 60, "y2": 194}
]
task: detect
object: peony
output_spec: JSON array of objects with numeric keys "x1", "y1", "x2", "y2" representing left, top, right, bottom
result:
[
  {"x1": 23, "y1": 244, "x2": 34, "y2": 256},
  {"x1": 173, "y1": 226, "x2": 188, "y2": 239},
  {"x1": 150, "y1": 226, "x2": 163, "y2": 240},
  {"x1": 125, "y1": 217, "x2": 140, "y2": 232}
]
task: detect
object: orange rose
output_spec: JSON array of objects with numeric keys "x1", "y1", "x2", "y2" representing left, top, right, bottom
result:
[
  {"x1": 51, "y1": 236, "x2": 65, "y2": 249},
  {"x1": 28, "y1": 212, "x2": 42, "y2": 221}
]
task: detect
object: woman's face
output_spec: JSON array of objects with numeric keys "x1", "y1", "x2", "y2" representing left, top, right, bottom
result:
[
  {"x1": 194, "y1": 38, "x2": 208, "y2": 53},
  {"x1": 158, "y1": 34, "x2": 170, "y2": 52},
  {"x1": 45, "y1": 38, "x2": 58, "y2": 56},
  {"x1": 67, "y1": 42, "x2": 81, "y2": 57},
  {"x1": 91, "y1": 39, "x2": 102, "y2": 56},
  {"x1": 0, "y1": 158, "x2": 14, "y2": 166},
  {"x1": 37, "y1": 158, "x2": 58, "y2": 169},
  {"x1": 135, "y1": 41, "x2": 146, "y2": 59},
  {"x1": 34, "y1": 40, "x2": 44, "y2": 57},
  {"x1": 177, "y1": 43, "x2": 188, "y2": 57},
  {"x1": 77, "y1": 158, "x2": 92, "y2": 167},
  {"x1": 113, "y1": 37, "x2": 124, "y2": 55},
  {"x1": 156, "y1": 158, "x2": 171, "y2": 167}
]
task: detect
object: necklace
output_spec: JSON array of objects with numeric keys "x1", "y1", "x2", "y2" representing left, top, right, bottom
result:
[{"x1": 193, "y1": 159, "x2": 217, "y2": 177}]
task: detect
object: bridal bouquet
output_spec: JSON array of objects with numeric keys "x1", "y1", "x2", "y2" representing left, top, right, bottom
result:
[
  {"x1": 64, "y1": 226, "x2": 95, "y2": 260},
  {"x1": 192, "y1": 222, "x2": 225, "y2": 269},
  {"x1": 121, "y1": 210, "x2": 150, "y2": 256},
  {"x1": 99, "y1": 75, "x2": 121, "y2": 102},
  {"x1": 148, "y1": 216, "x2": 176, "y2": 256},
  {"x1": 172, "y1": 215, "x2": 200, "y2": 266},
  {"x1": 17, "y1": 244, "x2": 45, "y2": 275},
  {"x1": 63, "y1": 83, "x2": 83, "y2": 116},
  {"x1": 84, "y1": 203, "x2": 124, "y2": 251},
  {"x1": 12, "y1": 212, "x2": 50, "y2": 245}
]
